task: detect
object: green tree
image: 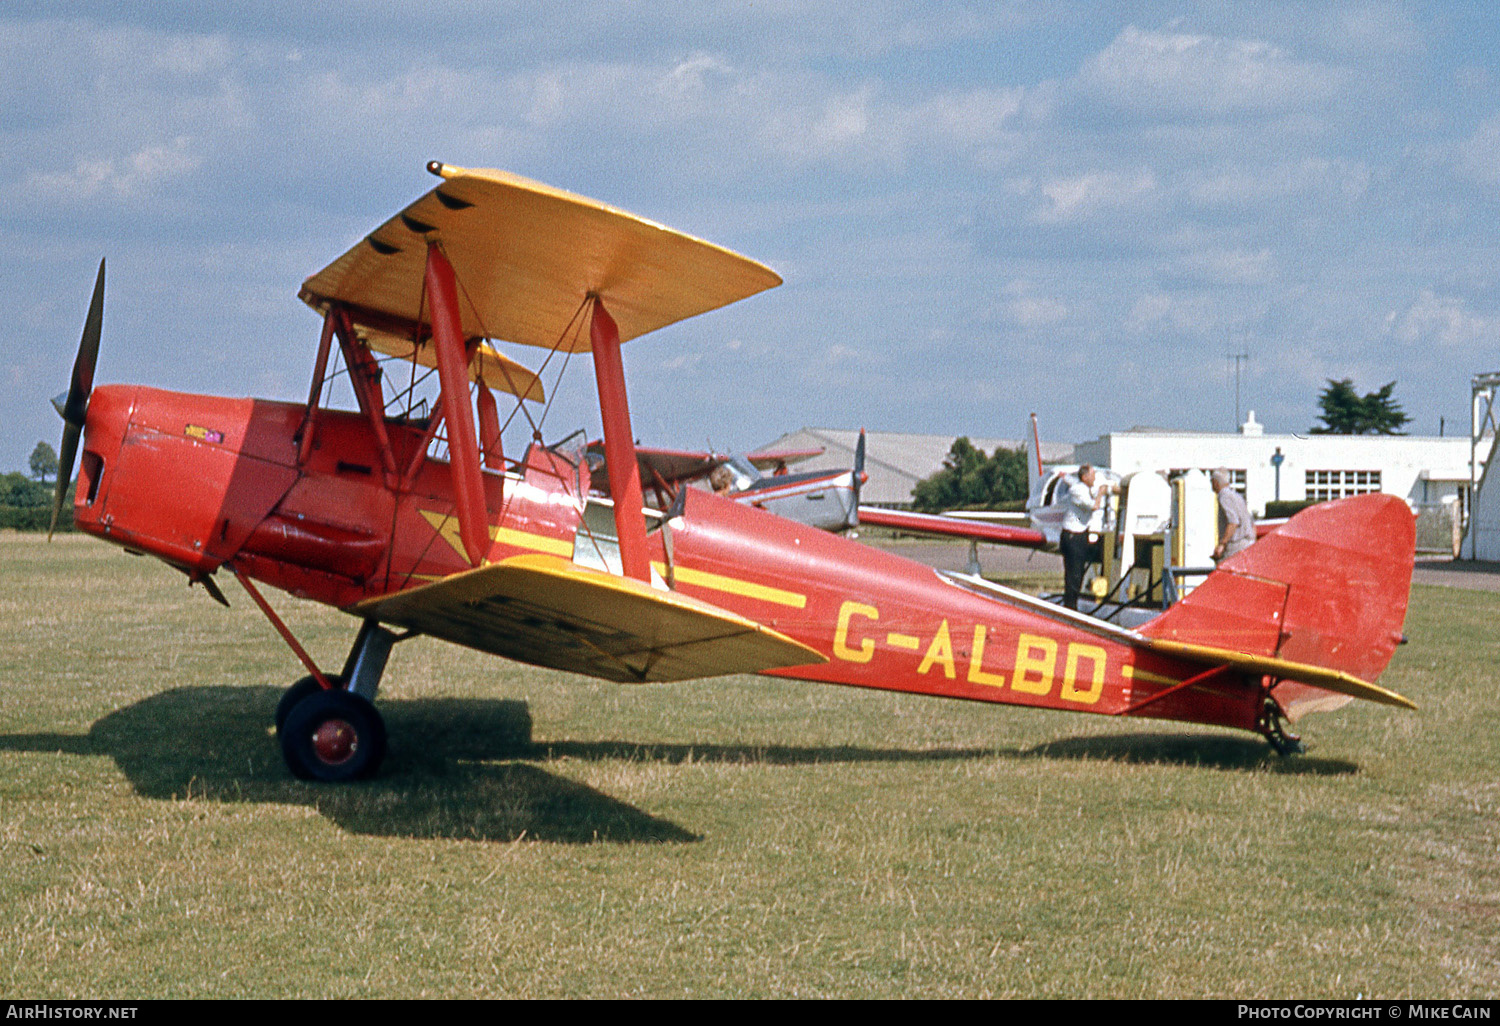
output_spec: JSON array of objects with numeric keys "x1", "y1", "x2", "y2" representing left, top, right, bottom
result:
[
  {"x1": 0, "y1": 470, "x2": 53, "y2": 530},
  {"x1": 1310, "y1": 378, "x2": 1410, "y2": 435},
  {"x1": 29, "y1": 441, "x2": 58, "y2": 483},
  {"x1": 912, "y1": 438, "x2": 1029, "y2": 512}
]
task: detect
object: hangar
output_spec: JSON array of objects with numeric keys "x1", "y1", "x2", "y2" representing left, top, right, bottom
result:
[{"x1": 753, "y1": 427, "x2": 1073, "y2": 508}]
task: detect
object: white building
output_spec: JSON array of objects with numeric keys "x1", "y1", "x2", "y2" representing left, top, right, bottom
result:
[
  {"x1": 1073, "y1": 412, "x2": 1482, "y2": 518},
  {"x1": 1461, "y1": 372, "x2": 1500, "y2": 560}
]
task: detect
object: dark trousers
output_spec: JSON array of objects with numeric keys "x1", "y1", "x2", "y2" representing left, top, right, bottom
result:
[{"x1": 1060, "y1": 529, "x2": 1099, "y2": 611}]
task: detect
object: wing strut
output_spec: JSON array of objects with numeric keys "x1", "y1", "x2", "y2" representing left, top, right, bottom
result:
[
  {"x1": 590, "y1": 297, "x2": 650, "y2": 582},
  {"x1": 330, "y1": 307, "x2": 399, "y2": 481},
  {"x1": 297, "y1": 311, "x2": 336, "y2": 467},
  {"x1": 425, "y1": 243, "x2": 490, "y2": 567}
]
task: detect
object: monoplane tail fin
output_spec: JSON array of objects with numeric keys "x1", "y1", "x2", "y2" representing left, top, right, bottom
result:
[{"x1": 1140, "y1": 493, "x2": 1416, "y2": 711}]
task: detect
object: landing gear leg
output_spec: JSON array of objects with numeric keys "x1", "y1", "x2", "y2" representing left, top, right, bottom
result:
[
  {"x1": 1257, "y1": 697, "x2": 1305, "y2": 756},
  {"x1": 278, "y1": 621, "x2": 399, "y2": 782},
  {"x1": 965, "y1": 539, "x2": 982, "y2": 576}
]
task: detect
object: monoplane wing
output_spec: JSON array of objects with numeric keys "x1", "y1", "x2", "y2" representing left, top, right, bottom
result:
[
  {"x1": 745, "y1": 446, "x2": 824, "y2": 472},
  {"x1": 586, "y1": 443, "x2": 721, "y2": 497},
  {"x1": 856, "y1": 507, "x2": 1049, "y2": 548},
  {"x1": 299, "y1": 163, "x2": 782, "y2": 352},
  {"x1": 350, "y1": 553, "x2": 825, "y2": 683},
  {"x1": 588, "y1": 443, "x2": 830, "y2": 497}
]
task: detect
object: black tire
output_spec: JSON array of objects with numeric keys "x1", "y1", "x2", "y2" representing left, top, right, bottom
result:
[
  {"x1": 275, "y1": 674, "x2": 343, "y2": 732},
  {"x1": 280, "y1": 689, "x2": 387, "y2": 782}
]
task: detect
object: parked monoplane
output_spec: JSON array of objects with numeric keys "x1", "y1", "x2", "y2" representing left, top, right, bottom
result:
[
  {"x1": 854, "y1": 415, "x2": 1121, "y2": 548},
  {"x1": 52, "y1": 163, "x2": 1415, "y2": 781},
  {"x1": 586, "y1": 439, "x2": 863, "y2": 532}
]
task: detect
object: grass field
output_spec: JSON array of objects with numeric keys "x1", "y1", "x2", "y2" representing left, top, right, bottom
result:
[{"x1": 1, "y1": 533, "x2": 1496, "y2": 998}]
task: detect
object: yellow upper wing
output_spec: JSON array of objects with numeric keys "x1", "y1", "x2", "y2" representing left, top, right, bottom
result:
[{"x1": 300, "y1": 163, "x2": 782, "y2": 353}]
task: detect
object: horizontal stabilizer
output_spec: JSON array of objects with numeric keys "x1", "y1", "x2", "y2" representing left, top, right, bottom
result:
[
  {"x1": 1142, "y1": 638, "x2": 1416, "y2": 710},
  {"x1": 351, "y1": 553, "x2": 825, "y2": 683}
]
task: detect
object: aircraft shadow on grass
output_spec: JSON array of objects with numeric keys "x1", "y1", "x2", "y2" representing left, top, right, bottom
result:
[
  {"x1": 0, "y1": 687, "x2": 1354, "y2": 844},
  {"x1": 1025, "y1": 734, "x2": 1358, "y2": 775},
  {"x1": 2, "y1": 687, "x2": 697, "y2": 846}
]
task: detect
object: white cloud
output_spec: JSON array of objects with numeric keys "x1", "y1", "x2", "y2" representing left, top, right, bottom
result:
[
  {"x1": 285, "y1": 54, "x2": 1041, "y2": 176},
  {"x1": 22, "y1": 136, "x2": 201, "y2": 202},
  {"x1": 1311, "y1": 3, "x2": 1425, "y2": 57},
  {"x1": 1029, "y1": 169, "x2": 1157, "y2": 223},
  {"x1": 1076, "y1": 25, "x2": 1343, "y2": 117},
  {"x1": 1183, "y1": 158, "x2": 1370, "y2": 206},
  {"x1": 0, "y1": 5, "x2": 1492, "y2": 470},
  {"x1": 1385, "y1": 290, "x2": 1498, "y2": 350},
  {"x1": 1125, "y1": 291, "x2": 1221, "y2": 334},
  {"x1": 1456, "y1": 114, "x2": 1500, "y2": 189},
  {"x1": 757, "y1": 78, "x2": 1039, "y2": 170},
  {"x1": 1004, "y1": 295, "x2": 1068, "y2": 327},
  {"x1": 143, "y1": 31, "x2": 234, "y2": 76},
  {"x1": 994, "y1": 280, "x2": 1068, "y2": 328},
  {"x1": 1182, "y1": 247, "x2": 1275, "y2": 286},
  {"x1": 809, "y1": 85, "x2": 875, "y2": 151}
]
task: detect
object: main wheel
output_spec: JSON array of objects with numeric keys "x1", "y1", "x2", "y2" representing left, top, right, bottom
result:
[
  {"x1": 275, "y1": 674, "x2": 344, "y2": 732},
  {"x1": 280, "y1": 690, "x2": 387, "y2": 782}
]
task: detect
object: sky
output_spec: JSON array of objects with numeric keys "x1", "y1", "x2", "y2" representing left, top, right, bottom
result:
[{"x1": 4, "y1": 1, "x2": 1500, "y2": 474}]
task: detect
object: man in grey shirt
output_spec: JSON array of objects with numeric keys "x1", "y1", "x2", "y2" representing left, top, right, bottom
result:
[{"x1": 1210, "y1": 467, "x2": 1255, "y2": 561}]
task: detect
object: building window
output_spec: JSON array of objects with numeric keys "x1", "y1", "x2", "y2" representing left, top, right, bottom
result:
[{"x1": 1305, "y1": 469, "x2": 1381, "y2": 501}]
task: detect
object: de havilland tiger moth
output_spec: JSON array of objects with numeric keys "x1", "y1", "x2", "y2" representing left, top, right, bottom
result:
[{"x1": 49, "y1": 162, "x2": 1416, "y2": 781}]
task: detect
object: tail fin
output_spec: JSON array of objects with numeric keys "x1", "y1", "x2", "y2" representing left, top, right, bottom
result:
[
  {"x1": 1025, "y1": 413, "x2": 1044, "y2": 498},
  {"x1": 1142, "y1": 493, "x2": 1414, "y2": 689}
]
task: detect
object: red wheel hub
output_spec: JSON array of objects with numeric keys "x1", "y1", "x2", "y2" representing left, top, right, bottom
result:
[{"x1": 312, "y1": 718, "x2": 358, "y2": 765}]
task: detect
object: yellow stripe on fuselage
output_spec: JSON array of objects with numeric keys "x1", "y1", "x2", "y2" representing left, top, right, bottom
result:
[
  {"x1": 652, "y1": 562, "x2": 807, "y2": 609},
  {"x1": 419, "y1": 509, "x2": 574, "y2": 561},
  {"x1": 1122, "y1": 664, "x2": 1181, "y2": 688},
  {"x1": 416, "y1": 510, "x2": 805, "y2": 609}
]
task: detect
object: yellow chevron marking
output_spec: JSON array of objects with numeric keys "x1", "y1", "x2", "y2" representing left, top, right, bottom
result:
[{"x1": 419, "y1": 509, "x2": 574, "y2": 562}]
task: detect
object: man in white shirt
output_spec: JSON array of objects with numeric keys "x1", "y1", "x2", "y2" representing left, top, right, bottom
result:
[{"x1": 1059, "y1": 465, "x2": 1113, "y2": 611}]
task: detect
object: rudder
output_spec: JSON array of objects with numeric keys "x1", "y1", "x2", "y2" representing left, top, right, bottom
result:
[{"x1": 1142, "y1": 493, "x2": 1415, "y2": 685}]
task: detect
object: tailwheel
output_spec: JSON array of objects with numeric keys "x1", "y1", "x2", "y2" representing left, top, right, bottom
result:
[
  {"x1": 1257, "y1": 697, "x2": 1306, "y2": 756},
  {"x1": 280, "y1": 689, "x2": 387, "y2": 782},
  {"x1": 275, "y1": 674, "x2": 343, "y2": 731}
]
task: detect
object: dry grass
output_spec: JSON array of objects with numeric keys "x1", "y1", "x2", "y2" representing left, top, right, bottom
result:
[{"x1": 0, "y1": 532, "x2": 1495, "y2": 998}]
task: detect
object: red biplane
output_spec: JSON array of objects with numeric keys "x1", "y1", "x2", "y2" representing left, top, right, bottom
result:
[{"x1": 52, "y1": 163, "x2": 1415, "y2": 781}]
